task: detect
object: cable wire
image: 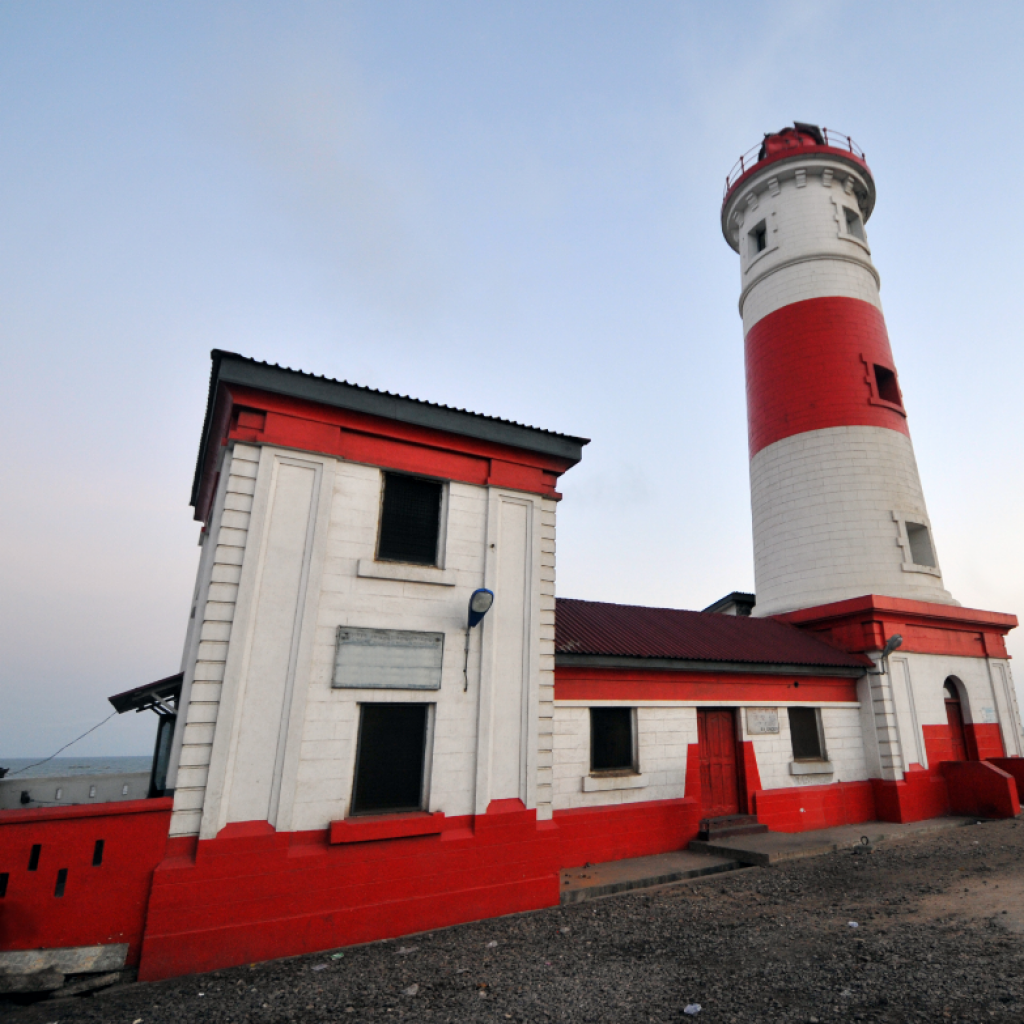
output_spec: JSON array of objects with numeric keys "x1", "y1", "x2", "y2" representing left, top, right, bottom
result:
[{"x1": 6, "y1": 711, "x2": 118, "y2": 776}]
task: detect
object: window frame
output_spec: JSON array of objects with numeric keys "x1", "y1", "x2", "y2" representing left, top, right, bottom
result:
[
  {"x1": 589, "y1": 706, "x2": 639, "y2": 776},
  {"x1": 787, "y1": 706, "x2": 828, "y2": 763},
  {"x1": 892, "y1": 511, "x2": 943, "y2": 577},
  {"x1": 349, "y1": 701, "x2": 435, "y2": 817},
  {"x1": 374, "y1": 470, "x2": 448, "y2": 569}
]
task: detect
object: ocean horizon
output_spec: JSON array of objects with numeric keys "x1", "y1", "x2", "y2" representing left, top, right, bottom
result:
[{"x1": 0, "y1": 755, "x2": 153, "y2": 780}]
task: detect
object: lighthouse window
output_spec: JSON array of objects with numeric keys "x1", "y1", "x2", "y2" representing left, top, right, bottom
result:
[
  {"x1": 873, "y1": 365, "x2": 902, "y2": 406},
  {"x1": 905, "y1": 522, "x2": 936, "y2": 568},
  {"x1": 749, "y1": 221, "x2": 767, "y2": 256},
  {"x1": 590, "y1": 707, "x2": 636, "y2": 772},
  {"x1": 844, "y1": 207, "x2": 865, "y2": 241},
  {"x1": 377, "y1": 472, "x2": 444, "y2": 566},
  {"x1": 788, "y1": 707, "x2": 826, "y2": 761},
  {"x1": 351, "y1": 703, "x2": 430, "y2": 815}
]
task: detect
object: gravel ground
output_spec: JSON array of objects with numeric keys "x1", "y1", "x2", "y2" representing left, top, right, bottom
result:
[{"x1": 6, "y1": 818, "x2": 1024, "y2": 1024}]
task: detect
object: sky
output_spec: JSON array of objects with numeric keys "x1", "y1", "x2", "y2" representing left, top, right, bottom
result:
[{"x1": 2, "y1": 1, "x2": 1023, "y2": 758}]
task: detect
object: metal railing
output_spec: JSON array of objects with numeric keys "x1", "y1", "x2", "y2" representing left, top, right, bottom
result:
[{"x1": 723, "y1": 129, "x2": 866, "y2": 197}]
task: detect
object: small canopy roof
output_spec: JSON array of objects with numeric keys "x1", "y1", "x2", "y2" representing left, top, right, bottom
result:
[{"x1": 108, "y1": 673, "x2": 183, "y2": 715}]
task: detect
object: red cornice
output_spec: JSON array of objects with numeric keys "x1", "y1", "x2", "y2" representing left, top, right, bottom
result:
[
  {"x1": 195, "y1": 383, "x2": 577, "y2": 521},
  {"x1": 778, "y1": 595, "x2": 1017, "y2": 660}
]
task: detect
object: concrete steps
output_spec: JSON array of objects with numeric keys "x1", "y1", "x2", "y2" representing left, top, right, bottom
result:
[
  {"x1": 559, "y1": 850, "x2": 746, "y2": 904},
  {"x1": 696, "y1": 814, "x2": 769, "y2": 842}
]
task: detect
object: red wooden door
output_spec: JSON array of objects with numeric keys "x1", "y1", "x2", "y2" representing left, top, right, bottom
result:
[
  {"x1": 697, "y1": 709, "x2": 740, "y2": 818},
  {"x1": 946, "y1": 698, "x2": 968, "y2": 762}
]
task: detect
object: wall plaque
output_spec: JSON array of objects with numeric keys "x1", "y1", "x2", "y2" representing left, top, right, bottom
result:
[
  {"x1": 332, "y1": 627, "x2": 444, "y2": 690},
  {"x1": 746, "y1": 708, "x2": 780, "y2": 735},
  {"x1": 980, "y1": 706, "x2": 999, "y2": 724}
]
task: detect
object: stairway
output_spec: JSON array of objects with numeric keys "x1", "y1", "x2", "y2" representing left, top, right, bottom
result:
[{"x1": 695, "y1": 814, "x2": 768, "y2": 842}]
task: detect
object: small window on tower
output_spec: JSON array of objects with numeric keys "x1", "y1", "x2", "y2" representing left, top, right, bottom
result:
[
  {"x1": 749, "y1": 221, "x2": 767, "y2": 256},
  {"x1": 788, "y1": 707, "x2": 826, "y2": 761},
  {"x1": 873, "y1": 365, "x2": 902, "y2": 406},
  {"x1": 905, "y1": 522, "x2": 936, "y2": 568},
  {"x1": 844, "y1": 207, "x2": 865, "y2": 241},
  {"x1": 377, "y1": 472, "x2": 444, "y2": 566}
]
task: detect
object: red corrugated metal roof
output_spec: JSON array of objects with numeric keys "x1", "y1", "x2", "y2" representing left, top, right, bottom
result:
[{"x1": 555, "y1": 598, "x2": 867, "y2": 669}]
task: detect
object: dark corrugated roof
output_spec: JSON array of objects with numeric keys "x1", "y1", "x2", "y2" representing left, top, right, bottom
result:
[
  {"x1": 213, "y1": 350, "x2": 589, "y2": 441},
  {"x1": 108, "y1": 673, "x2": 183, "y2": 715},
  {"x1": 555, "y1": 598, "x2": 867, "y2": 669}
]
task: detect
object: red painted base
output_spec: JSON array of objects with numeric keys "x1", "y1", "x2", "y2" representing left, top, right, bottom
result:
[
  {"x1": 752, "y1": 781, "x2": 877, "y2": 832},
  {"x1": 7, "y1": 754, "x2": 1021, "y2": 982}
]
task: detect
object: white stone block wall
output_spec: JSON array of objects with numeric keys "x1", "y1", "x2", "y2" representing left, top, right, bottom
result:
[
  {"x1": 729, "y1": 164, "x2": 882, "y2": 333},
  {"x1": 290, "y1": 467, "x2": 491, "y2": 831},
  {"x1": 551, "y1": 705, "x2": 696, "y2": 811},
  {"x1": 171, "y1": 441, "x2": 554, "y2": 837},
  {"x1": 168, "y1": 444, "x2": 259, "y2": 837},
  {"x1": 750, "y1": 426, "x2": 955, "y2": 616},
  {"x1": 889, "y1": 652, "x2": 1024, "y2": 769},
  {"x1": 745, "y1": 706, "x2": 868, "y2": 791}
]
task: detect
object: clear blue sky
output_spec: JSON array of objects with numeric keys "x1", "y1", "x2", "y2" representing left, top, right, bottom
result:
[{"x1": 2, "y1": 1, "x2": 1022, "y2": 757}]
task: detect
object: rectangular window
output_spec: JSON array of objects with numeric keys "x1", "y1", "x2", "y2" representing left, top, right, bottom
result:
[
  {"x1": 351, "y1": 703, "x2": 429, "y2": 815},
  {"x1": 54, "y1": 868, "x2": 68, "y2": 898},
  {"x1": 788, "y1": 707, "x2": 826, "y2": 761},
  {"x1": 28, "y1": 845, "x2": 41, "y2": 871},
  {"x1": 377, "y1": 472, "x2": 443, "y2": 566},
  {"x1": 906, "y1": 522, "x2": 936, "y2": 567},
  {"x1": 590, "y1": 707, "x2": 636, "y2": 772},
  {"x1": 92, "y1": 840, "x2": 105, "y2": 867},
  {"x1": 873, "y1": 365, "x2": 902, "y2": 406},
  {"x1": 749, "y1": 221, "x2": 767, "y2": 256},
  {"x1": 844, "y1": 207, "x2": 865, "y2": 241}
]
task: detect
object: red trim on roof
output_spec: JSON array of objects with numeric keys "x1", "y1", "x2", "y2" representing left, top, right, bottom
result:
[{"x1": 776, "y1": 595, "x2": 1017, "y2": 659}]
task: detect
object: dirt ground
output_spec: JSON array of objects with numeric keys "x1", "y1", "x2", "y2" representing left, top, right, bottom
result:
[{"x1": 6, "y1": 817, "x2": 1024, "y2": 1024}]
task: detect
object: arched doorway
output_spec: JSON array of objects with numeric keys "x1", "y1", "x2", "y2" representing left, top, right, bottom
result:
[{"x1": 944, "y1": 678, "x2": 969, "y2": 762}]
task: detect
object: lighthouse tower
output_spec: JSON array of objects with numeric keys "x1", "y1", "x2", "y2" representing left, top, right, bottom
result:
[{"x1": 721, "y1": 124, "x2": 956, "y2": 617}]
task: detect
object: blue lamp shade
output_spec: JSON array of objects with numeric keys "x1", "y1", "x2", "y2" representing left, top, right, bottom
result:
[{"x1": 468, "y1": 588, "x2": 495, "y2": 628}]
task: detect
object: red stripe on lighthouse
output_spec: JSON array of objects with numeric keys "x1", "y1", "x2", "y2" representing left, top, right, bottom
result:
[{"x1": 745, "y1": 296, "x2": 910, "y2": 457}]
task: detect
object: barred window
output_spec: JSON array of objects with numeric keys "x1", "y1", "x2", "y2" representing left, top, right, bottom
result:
[{"x1": 377, "y1": 472, "x2": 443, "y2": 565}]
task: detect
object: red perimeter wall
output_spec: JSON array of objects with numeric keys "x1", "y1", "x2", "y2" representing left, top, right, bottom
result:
[
  {"x1": 0, "y1": 798, "x2": 172, "y2": 966},
  {"x1": 5, "y1": 733, "x2": 1018, "y2": 982}
]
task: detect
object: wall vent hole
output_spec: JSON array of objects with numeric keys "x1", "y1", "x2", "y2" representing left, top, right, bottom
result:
[
  {"x1": 92, "y1": 840, "x2": 105, "y2": 867},
  {"x1": 28, "y1": 845, "x2": 41, "y2": 871},
  {"x1": 54, "y1": 868, "x2": 68, "y2": 898}
]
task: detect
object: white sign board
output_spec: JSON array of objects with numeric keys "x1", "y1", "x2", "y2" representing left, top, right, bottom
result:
[
  {"x1": 746, "y1": 708, "x2": 780, "y2": 735},
  {"x1": 333, "y1": 627, "x2": 444, "y2": 690},
  {"x1": 980, "y1": 706, "x2": 999, "y2": 724}
]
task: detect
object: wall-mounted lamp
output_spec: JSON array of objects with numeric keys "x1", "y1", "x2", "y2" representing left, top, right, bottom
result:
[
  {"x1": 870, "y1": 633, "x2": 903, "y2": 675},
  {"x1": 464, "y1": 589, "x2": 495, "y2": 690}
]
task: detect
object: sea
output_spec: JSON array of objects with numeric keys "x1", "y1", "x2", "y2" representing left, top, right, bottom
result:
[{"x1": 0, "y1": 755, "x2": 153, "y2": 780}]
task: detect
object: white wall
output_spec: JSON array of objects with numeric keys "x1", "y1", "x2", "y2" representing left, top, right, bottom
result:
[
  {"x1": 750, "y1": 427, "x2": 954, "y2": 616},
  {"x1": 551, "y1": 699, "x2": 870, "y2": 812},
  {"x1": 888, "y1": 652, "x2": 1024, "y2": 768},
  {"x1": 170, "y1": 441, "x2": 555, "y2": 838},
  {"x1": 0, "y1": 771, "x2": 151, "y2": 810}
]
